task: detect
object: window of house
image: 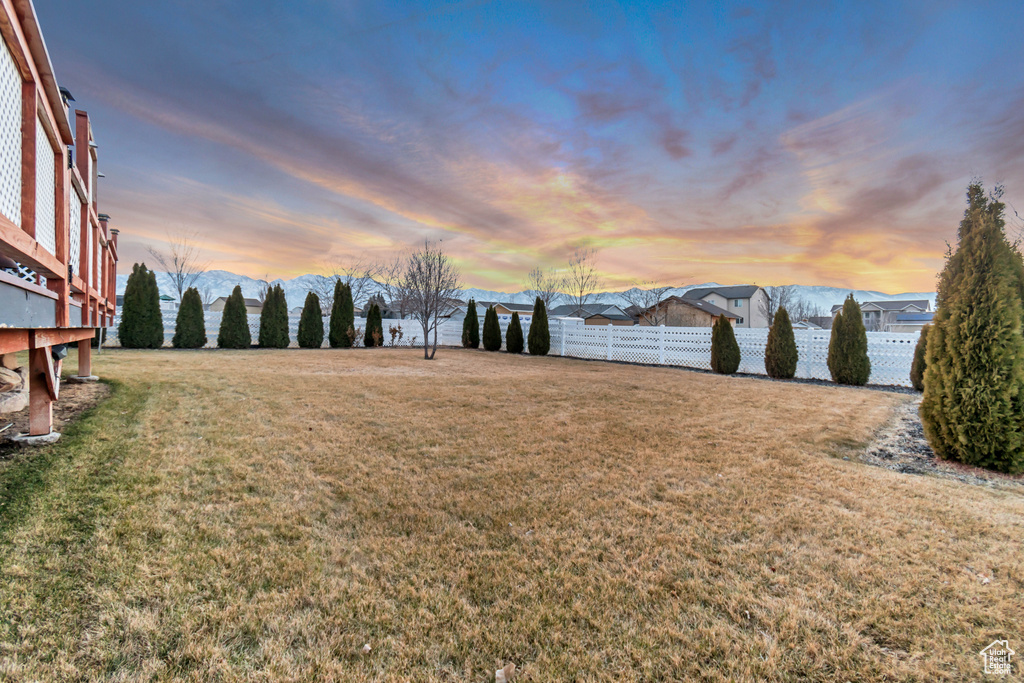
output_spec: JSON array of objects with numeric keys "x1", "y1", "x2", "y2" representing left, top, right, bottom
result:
[{"x1": 732, "y1": 299, "x2": 742, "y2": 308}]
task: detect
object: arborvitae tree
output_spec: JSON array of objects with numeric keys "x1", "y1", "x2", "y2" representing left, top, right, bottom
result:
[
  {"x1": 273, "y1": 285, "x2": 290, "y2": 347},
  {"x1": 921, "y1": 183, "x2": 1024, "y2": 473},
  {"x1": 258, "y1": 284, "x2": 288, "y2": 348},
  {"x1": 482, "y1": 306, "x2": 501, "y2": 351},
  {"x1": 764, "y1": 306, "x2": 797, "y2": 379},
  {"x1": 298, "y1": 291, "x2": 324, "y2": 349},
  {"x1": 506, "y1": 311, "x2": 524, "y2": 354},
  {"x1": 118, "y1": 263, "x2": 164, "y2": 348},
  {"x1": 462, "y1": 300, "x2": 480, "y2": 348},
  {"x1": 827, "y1": 294, "x2": 871, "y2": 385},
  {"x1": 217, "y1": 285, "x2": 251, "y2": 349},
  {"x1": 710, "y1": 314, "x2": 740, "y2": 374},
  {"x1": 172, "y1": 286, "x2": 207, "y2": 348},
  {"x1": 910, "y1": 324, "x2": 929, "y2": 392},
  {"x1": 364, "y1": 303, "x2": 384, "y2": 347},
  {"x1": 528, "y1": 297, "x2": 550, "y2": 356},
  {"x1": 329, "y1": 281, "x2": 354, "y2": 348}
]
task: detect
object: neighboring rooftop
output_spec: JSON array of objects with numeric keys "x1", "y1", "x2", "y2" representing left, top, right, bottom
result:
[
  {"x1": 683, "y1": 285, "x2": 761, "y2": 300},
  {"x1": 830, "y1": 299, "x2": 931, "y2": 314}
]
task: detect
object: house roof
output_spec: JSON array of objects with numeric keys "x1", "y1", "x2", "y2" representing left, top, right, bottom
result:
[
  {"x1": 214, "y1": 296, "x2": 262, "y2": 307},
  {"x1": 644, "y1": 295, "x2": 738, "y2": 320},
  {"x1": 683, "y1": 285, "x2": 761, "y2": 301},
  {"x1": 585, "y1": 312, "x2": 634, "y2": 322},
  {"x1": 550, "y1": 303, "x2": 629, "y2": 318}
]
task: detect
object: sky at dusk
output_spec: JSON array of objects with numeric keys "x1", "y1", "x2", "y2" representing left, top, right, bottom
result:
[{"x1": 35, "y1": 0, "x2": 1024, "y2": 292}]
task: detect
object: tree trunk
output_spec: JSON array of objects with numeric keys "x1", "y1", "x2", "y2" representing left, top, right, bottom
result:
[{"x1": 422, "y1": 322, "x2": 430, "y2": 359}]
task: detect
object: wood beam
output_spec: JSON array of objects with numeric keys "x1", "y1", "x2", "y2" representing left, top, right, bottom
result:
[
  {"x1": 28, "y1": 346, "x2": 52, "y2": 435},
  {"x1": 0, "y1": 212, "x2": 63, "y2": 276}
]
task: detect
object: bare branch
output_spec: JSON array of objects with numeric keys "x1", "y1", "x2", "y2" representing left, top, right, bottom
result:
[
  {"x1": 621, "y1": 281, "x2": 675, "y2": 326},
  {"x1": 146, "y1": 233, "x2": 209, "y2": 302},
  {"x1": 758, "y1": 285, "x2": 794, "y2": 327},
  {"x1": 524, "y1": 267, "x2": 564, "y2": 310},
  {"x1": 401, "y1": 241, "x2": 461, "y2": 360},
  {"x1": 563, "y1": 248, "x2": 602, "y2": 313}
]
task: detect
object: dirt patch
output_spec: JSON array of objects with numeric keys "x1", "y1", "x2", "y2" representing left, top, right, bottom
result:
[
  {"x1": 0, "y1": 380, "x2": 110, "y2": 450},
  {"x1": 861, "y1": 397, "x2": 1024, "y2": 491}
]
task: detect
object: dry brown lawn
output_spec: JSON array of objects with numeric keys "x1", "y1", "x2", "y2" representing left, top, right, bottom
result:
[{"x1": 0, "y1": 348, "x2": 1021, "y2": 681}]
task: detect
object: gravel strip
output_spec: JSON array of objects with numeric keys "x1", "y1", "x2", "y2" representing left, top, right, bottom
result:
[{"x1": 861, "y1": 397, "x2": 1024, "y2": 491}]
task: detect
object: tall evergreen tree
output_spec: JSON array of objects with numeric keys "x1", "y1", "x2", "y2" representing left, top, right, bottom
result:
[
  {"x1": 118, "y1": 263, "x2": 164, "y2": 348},
  {"x1": 172, "y1": 286, "x2": 207, "y2": 348},
  {"x1": 827, "y1": 295, "x2": 871, "y2": 385},
  {"x1": 329, "y1": 281, "x2": 354, "y2": 348},
  {"x1": 298, "y1": 291, "x2": 324, "y2": 349},
  {"x1": 364, "y1": 303, "x2": 384, "y2": 347},
  {"x1": 710, "y1": 314, "x2": 740, "y2": 374},
  {"x1": 482, "y1": 306, "x2": 502, "y2": 351},
  {"x1": 506, "y1": 311, "x2": 524, "y2": 354},
  {"x1": 910, "y1": 324, "x2": 929, "y2": 392},
  {"x1": 217, "y1": 285, "x2": 251, "y2": 349},
  {"x1": 921, "y1": 183, "x2": 1024, "y2": 473},
  {"x1": 462, "y1": 300, "x2": 480, "y2": 348},
  {"x1": 258, "y1": 284, "x2": 289, "y2": 348},
  {"x1": 764, "y1": 306, "x2": 797, "y2": 379},
  {"x1": 528, "y1": 297, "x2": 550, "y2": 356}
]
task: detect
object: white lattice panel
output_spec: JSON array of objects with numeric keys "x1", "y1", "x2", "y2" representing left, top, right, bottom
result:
[
  {"x1": 865, "y1": 331, "x2": 918, "y2": 386},
  {"x1": 69, "y1": 193, "x2": 82, "y2": 276},
  {"x1": 35, "y1": 117, "x2": 56, "y2": 255},
  {"x1": 0, "y1": 37, "x2": 21, "y2": 225}
]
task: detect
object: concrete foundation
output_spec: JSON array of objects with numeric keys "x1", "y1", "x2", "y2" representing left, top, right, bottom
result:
[
  {"x1": 67, "y1": 375, "x2": 100, "y2": 383},
  {"x1": 10, "y1": 431, "x2": 61, "y2": 445}
]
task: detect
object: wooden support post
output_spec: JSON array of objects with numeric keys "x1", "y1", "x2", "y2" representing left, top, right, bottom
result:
[
  {"x1": 28, "y1": 346, "x2": 53, "y2": 436},
  {"x1": 77, "y1": 339, "x2": 91, "y2": 377}
]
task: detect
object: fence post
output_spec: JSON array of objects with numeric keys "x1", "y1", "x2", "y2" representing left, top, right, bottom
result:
[
  {"x1": 560, "y1": 320, "x2": 565, "y2": 356},
  {"x1": 659, "y1": 325, "x2": 665, "y2": 364},
  {"x1": 607, "y1": 324, "x2": 613, "y2": 360}
]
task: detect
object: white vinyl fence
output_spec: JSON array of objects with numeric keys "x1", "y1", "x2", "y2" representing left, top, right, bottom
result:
[{"x1": 106, "y1": 313, "x2": 919, "y2": 387}]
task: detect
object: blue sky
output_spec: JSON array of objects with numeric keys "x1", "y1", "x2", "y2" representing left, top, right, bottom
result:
[{"x1": 35, "y1": 0, "x2": 1024, "y2": 291}]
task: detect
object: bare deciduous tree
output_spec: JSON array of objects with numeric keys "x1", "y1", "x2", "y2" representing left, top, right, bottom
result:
[
  {"x1": 402, "y1": 241, "x2": 461, "y2": 360},
  {"x1": 789, "y1": 296, "x2": 827, "y2": 322},
  {"x1": 563, "y1": 248, "x2": 602, "y2": 314},
  {"x1": 312, "y1": 256, "x2": 384, "y2": 314},
  {"x1": 255, "y1": 274, "x2": 272, "y2": 304},
  {"x1": 759, "y1": 285, "x2": 794, "y2": 327},
  {"x1": 376, "y1": 255, "x2": 408, "y2": 318},
  {"x1": 199, "y1": 285, "x2": 216, "y2": 307},
  {"x1": 622, "y1": 281, "x2": 675, "y2": 325},
  {"x1": 146, "y1": 233, "x2": 208, "y2": 302},
  {"x1": 524, "y1": 267, "x2": 564, "y2": 310}
]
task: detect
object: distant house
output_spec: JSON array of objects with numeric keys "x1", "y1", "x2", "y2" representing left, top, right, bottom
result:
[
  {"x1": 210, "y1": 296, "x2": 263, "y2": 315},
  {"x1": 550, "y1": 303, "x2": 634, "y2": 326},
  {"x1": 682, "y1": 285, "x2": 769, "y2": 328},
  {"x1": 889, "y1": 312, "x2": 934, "y2": 334},
  {"x1": 830, "y1": 299, "x2": 932, "y2": 332},
  {"x1": 159, "y1": 294, "x2": 178, "y2": 313},
  {"x1": 637, "y1": 296, "x2": 739, "y2": 327},
  {"x1": 791, "y1": 319, "x2": 821, "y2": 330},
  {"x1": 447, "y1": 300, "x2": 533, "y2": 324}
]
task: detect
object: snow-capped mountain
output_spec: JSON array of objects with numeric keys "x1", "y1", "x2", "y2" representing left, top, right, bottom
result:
[{"x1": 117, "y1": 270, "x2": 936, "y2": 313}]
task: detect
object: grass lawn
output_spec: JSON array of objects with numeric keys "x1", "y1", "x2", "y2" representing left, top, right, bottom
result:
[{"x1": 0, "y1": 348, "x2": 1021, "y2": 681}]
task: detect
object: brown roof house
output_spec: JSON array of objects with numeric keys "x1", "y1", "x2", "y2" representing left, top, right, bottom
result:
[
  {"x1": 637, "y1": 296, "x2": 739, "y2": 327},
  {"x1": 682, "y1": 285, "x2": 768, "y2": 327}
]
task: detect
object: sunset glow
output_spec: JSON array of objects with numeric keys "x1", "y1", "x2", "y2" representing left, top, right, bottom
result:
[{"x1": 37, "y1": 1, "x2": 1024, "y2": 292}]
